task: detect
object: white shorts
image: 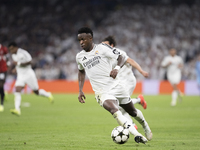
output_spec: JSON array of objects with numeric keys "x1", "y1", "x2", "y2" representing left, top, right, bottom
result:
[
  {"x1": 167, "y1": 73, "x2": 181, "y2": 85},
  {"x1": 15, "y1": 69, "x2": 39, "y2": 90},
  {"x1": 95, "y1": 84, "x2": 131, "y2": 107}
]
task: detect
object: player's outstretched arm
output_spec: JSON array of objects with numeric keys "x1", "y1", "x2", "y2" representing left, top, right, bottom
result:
[
  {"x1": 78, "y1": 69, "x2": 86, "y2": 103},
  {"x1": 126, "y1": 58, "x2": 149, "y2": 78},
  {"x1": 110, "y1": 55, "x2": 126, "y2": 79}
]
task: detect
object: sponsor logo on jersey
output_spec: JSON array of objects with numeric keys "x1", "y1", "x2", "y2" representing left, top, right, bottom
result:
[{"x1": 83, "y1": 56, "x2": 101, "y2": 69}]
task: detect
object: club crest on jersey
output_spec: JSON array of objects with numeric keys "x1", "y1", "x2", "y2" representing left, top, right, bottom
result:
[
  {"x1": 95, "y1": 50, "x2": 99, "y2": 55},
  {"x1": 82, "y1": 56, "x2": 87, "y2": 61}
]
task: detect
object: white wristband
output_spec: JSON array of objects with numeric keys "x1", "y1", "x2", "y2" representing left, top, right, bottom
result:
[
  {"x1": 17, "y1": 62, "x2": 21, "y2": 66},
  {"x1": 114, "y1": 65, "x2": 120, "y2": 71}
]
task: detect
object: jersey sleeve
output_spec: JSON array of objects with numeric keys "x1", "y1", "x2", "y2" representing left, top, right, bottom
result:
[
  {"x1": 18, "y1": 50, "x2": 32, "y2": 63},
  {"x1": 161, "y1": 57, "x2": 169, "y2": 67},
  {"x1": 117, "y1": 48, "x2": 129, "y2": 61},
  {"x1": 23, "y1": 50, "x2": 32, "y2": 62},
  {"x1": 76, "y1": 54, "x2": 84, "y2": 70},
  {"x1": 100, "y1": 44, "x2": 120, "y2": 60}
]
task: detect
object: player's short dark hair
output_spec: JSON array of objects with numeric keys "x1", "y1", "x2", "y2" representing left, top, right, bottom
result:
[
  {"x1": 8, "y1": 42, "x2": 18, "y2": 47},
  {"x1": 78, "y1": 27, "x2": 93, "y2": 37},
  {"x1": 103, "y1": 36, "x2": 116, "y2": 47}
]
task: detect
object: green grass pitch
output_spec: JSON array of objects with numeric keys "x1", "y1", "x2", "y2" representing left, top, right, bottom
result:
[{"x1": 0, "y1": 94, "x2": 200, "y2": 150}]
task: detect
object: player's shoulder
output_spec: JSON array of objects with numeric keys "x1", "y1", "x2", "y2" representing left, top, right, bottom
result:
[
  {"x1": 18, "y1": 48, "x2": 28, "y2": 53},
  {"x1": 164, "y1": 55, "x2": 171, "y2": 59},
  {"x1": 99, "y1": 43, "x2": 113, "y2": 50},
  {"x1": 76, "y1": 50, "x2": 86, "y2": 59},
  {"x1": 175, "y1": 55, "x2": 182, "y2": 61},
  {"x1": 0, "y1": 44, "x2": 7, "y2": 52},
  {"x1": 175, "y1": 55, "x2": 182, "y2": 59},
  {"x1": 98, "y1": 43, "x2": 121, "y2": 54},
  {"x1": 117, "y1": 48, "x2": 126, "y2": 55}
]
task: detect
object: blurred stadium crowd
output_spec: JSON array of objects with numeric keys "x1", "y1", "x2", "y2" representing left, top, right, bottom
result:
[{"x1": 1, "y1": 0, "x2": 200, "y2": 80}]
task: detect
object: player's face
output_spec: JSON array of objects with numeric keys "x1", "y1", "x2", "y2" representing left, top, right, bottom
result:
[
  {"x1": 169, "y1": 49, "x2": 176, "y2": 56},
  {"x1": 78, "y1": 33, "x2": 93, "y2": 52},
  {"x1": 8, "y1": 46, "x2": 17, "y2": 54}
]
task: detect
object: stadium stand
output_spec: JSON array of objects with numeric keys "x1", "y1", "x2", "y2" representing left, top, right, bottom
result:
[{"x1": 0, "y1": 0, "x2": 199, "y2": 80}]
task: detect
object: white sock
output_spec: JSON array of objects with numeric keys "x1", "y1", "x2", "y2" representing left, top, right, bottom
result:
[
  {"x1": 14, "y1": 92, "x2": 21, "y2": 111},
  {"x1": 113, "y1": 111, "x2": 140, "y2": 136},
  {"x1": 131, "y1": 98, "x2": 140, "y2": 104},
  {"x1": 39, "y1": 89, "x2": 50, "y2": 97},
  {"x1": 123, "y1": 111, "x2": 133, "y2": 124},
  {"x1": 119, "y1": 106, "x2": 134, "y2": 124},
  {"x1": 134, "y1": 109, "x2": 147, "y2": 127},
  {"x1": 171, "y1": 90, "x2": 178, "y2": 104}
]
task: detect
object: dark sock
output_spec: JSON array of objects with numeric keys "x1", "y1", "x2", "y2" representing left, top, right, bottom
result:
[{"x1": 0, "y1": 87, "x2": 5, "y2": 105}]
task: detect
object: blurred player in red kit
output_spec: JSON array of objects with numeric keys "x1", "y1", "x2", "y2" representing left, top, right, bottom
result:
[{"x1": 0, "y1": 44, "x2": 9, "y2": 112}]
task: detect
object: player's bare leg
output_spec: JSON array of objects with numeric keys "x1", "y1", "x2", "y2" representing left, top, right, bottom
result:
[
  {"x1": 10, "y1": 86, "x2": 23, "y2": 116},
  {"x1": 0, "y1": 80, "x2": 5, "y2": 112},
  {"x1": 33, "y1": 89, "x2": 54, "y2": 103},
  {"x1": 120, "y1": 101, "x2": 152, "y2": 141},
  {"x1": 103, "y1": 100, "x2": 147, "y2": 144},
  {"x1": 171, "y1": 84, "x2": 183, "y2": 106}
]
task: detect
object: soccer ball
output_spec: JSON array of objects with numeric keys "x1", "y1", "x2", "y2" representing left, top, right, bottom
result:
[{"x1": 111, "y1": 126, "x2": 129, "y2": 144}]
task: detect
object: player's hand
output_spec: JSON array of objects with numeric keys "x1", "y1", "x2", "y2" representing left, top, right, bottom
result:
[
  {"x1": 11, "y1": 68, "x2": 16, "y2": 74},
  {"x1": 178, "y1": 64, "x2": 183, "y2": 69},
  {"x1": 78, "y1": 91, "x2": 86, "y2": 103},
  {"x1": 110, "y1": 69, "x2": 118, "y2": 79},
  {"x1": 168, "y1": 62, "x2": 172, "y2": 66},
  {"x1": 13, "y1": 61, "x2": 18, "y2": 65},
  {"x1": 141, "y1": 70, "x2": 149, "y2": 78}
]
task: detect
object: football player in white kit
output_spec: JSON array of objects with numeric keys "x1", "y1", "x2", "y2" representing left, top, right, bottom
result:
[
  {"x1": 102, "y1": 36, "x2": 148, "y2": 130},
  {"x1": 161, "y1": 48, "x2": 183, "y2": 106},
  {"x1": 76, "y1": 27, "x2": 152, "y2": 144},
  {"x1": 8, "y1": 42, "x2": 54, "y2": 116}
]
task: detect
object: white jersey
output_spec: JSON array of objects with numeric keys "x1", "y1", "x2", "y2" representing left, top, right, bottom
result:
[
  {"x1": 111, "y1": 49, "x2": 136, "y2": 96},
  {"x1": 76, "y1": 43, "x2": 121, "y2": 93},
  {"x1": 112, "y1": 49, "x2": 133, "y2": 81},
  {"x1": 12, "y1": 48, "x2": 32, "y2": 75},
  {"x1": 161, "y1": 55, "x2": 183, "y2": 76}
]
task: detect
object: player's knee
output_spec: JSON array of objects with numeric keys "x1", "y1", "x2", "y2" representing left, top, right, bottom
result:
[
  {"x1": 103, "y1": 100, "x2": 119, "y2": 115},
  {"x1": 109, "y1": 108, "x2": 119, "y2": 115}
]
